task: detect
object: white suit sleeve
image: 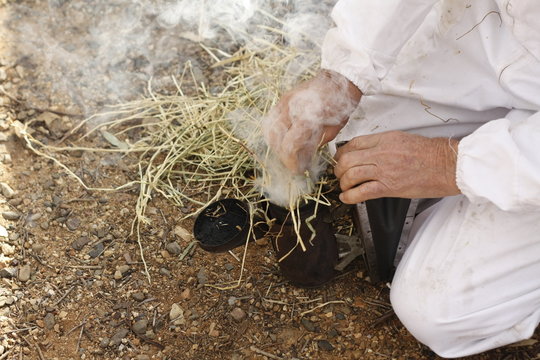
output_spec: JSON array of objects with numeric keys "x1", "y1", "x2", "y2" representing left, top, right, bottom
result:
[
  {"x1": 321, "y1": 0, "x2": 438, "y2": 95},
  {"x1": 457, "y1": 110, "x2": 540, "y2": 211}
]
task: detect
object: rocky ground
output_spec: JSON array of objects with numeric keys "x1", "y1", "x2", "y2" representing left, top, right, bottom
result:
[{"x1": 0, "y1": 1, "x2": 539, "y2": 360}]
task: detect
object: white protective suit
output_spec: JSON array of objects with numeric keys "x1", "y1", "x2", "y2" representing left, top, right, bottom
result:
[{"x1": 321, "y1": 0, "x2": 540, "y2": 358}]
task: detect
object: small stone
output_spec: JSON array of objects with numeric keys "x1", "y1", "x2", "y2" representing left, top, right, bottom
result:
[
  {"x1": 0, "y1": 225, "x2": 7, "y2": 237},
  {"x1": 230, "y1": 307, "x2": 246, "y2": 322},
  {"x1": 136, "y1": 356, "x2": 150, "y2": 360},
  {"x1": 0, "y1": 267, "x2": 16, "y2": 278},
  {"x1": 18, "y1": 265, "x2": 31, "y2": 282},
  {"x1": 132, "y1": 319, "x2": 148, "y2": 335},
  {"x1": 173, "y1": 225, "x2": 192, "y2": 241},
  {"x1": 197, "y1": 268, "x2": 207, "y2": 285},
  {"x1": 317, "y1": 340, "x2": 334, "y2": 351},
  {"x1": 71, "y1": 236, "x2": 90, "y2": 251},
  {"x1": 227, "y1": 296, "x2": 237, "y2": 306},
  {"x1": 0, "y1": 345, "x2": 5, "y2": 355},
  {"x1": 301, "y1": 318, "x2": 316, "y2": 332},
  {"x1": 117, "y1": 265, "x2": 130, "y2": 274},
  {"x1": 66, "y1": 217, "x2": 81, "y2": 231},
  {"x1": 0, "y1": 182, "x2": 16, "y2": 198},
  {"x1": 165, "y1": 242, "x2": 182, "y2": 255},
  {"x1": 159, "y1": 268, "x2": 171, "y2": 277},
  {"x1": 31, "y1": 244, "x2": 45, "y2": 253},
  {"x1": 113, "y1": 271, "x2": 123, "y2": 280},
  {"x1": 131, "y1": 292, "x2": 145, "y2": 302},
  {"x1": 88, "y1": 242, "x2": 104, "y2": 258},
  {"x1": 224, "y1": 263, "x2": 234, "y2": 271},
  {"x1": 328, "y1": 328, "x2": 339, "y2": 339},
  {"x1": 169, "y1": 303, "x2": 185, "y2": 324},
  {"x1": 1, "y1": 242, "x2": 15, "y2": 255},
  {"x1": 109, "y1": 328, "x2": 129, "y2": 347},
  {"x1": 179, "y1": 288, "x2": 191, "y2": 300},
  {"x1": 336, "y1": 313, "x2": 346, "y2": 320},
  {"x1": 93, "y1": 227, "x2": 108, "y2": 238},
  {"x1": 99, "y1": 337, "x2": 110, "y2": 348},
  {"x1": 44, "y1": 313, "x2": 55, "y2": 330},
  {"x1": 2, "y1": 211, "x2": 20, "y2": 221}
]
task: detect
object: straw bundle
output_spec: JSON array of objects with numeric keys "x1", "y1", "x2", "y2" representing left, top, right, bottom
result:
[{"x1": 18, "y1": 43, "x2": 336, "y2": 283}]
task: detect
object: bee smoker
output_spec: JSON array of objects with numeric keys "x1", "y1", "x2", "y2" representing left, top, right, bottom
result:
[{"x1": 266, "y1": 200, "x2": 338, "y2": 288}]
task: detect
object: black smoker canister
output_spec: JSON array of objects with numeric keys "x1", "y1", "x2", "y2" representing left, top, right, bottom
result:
[{"x1": 267, "y1": 201, "x2": 338, "y2": 288}]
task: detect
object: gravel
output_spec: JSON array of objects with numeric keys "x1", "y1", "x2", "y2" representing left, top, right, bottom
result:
[
  {"x1": 71, "y1": 236, "x2": 90, "y2": 251},
  {"x1": 132, "y1": 319, "x2": 148, "y2": 335},
  {"x1": 165, "y1": 241, "x2": 182, "y2": 255},
  {"x1": 109, "y1": 328, "x2": 129, "y2": 347},
  {"x1": 44, "y1": 312, "x2": 55, "y2": 330},
  {"x1": 2, "y1": 211, "x2": 20, "y2": 220},
  {"x1": 18, "y1": 265, "x2": 31, "y2": 282},
  {"x1": 230, "y1": 307, "x2": 246, "y2": 322}
]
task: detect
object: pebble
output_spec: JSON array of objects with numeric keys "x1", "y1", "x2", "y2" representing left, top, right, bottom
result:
[
  {"x1": 136, "y1": 356, "x2": 150, "y2": 360},
  {"x1": 2, "y1": 211, "x2": 20, "y2": 220},
  {"x1": 94, "y1": 227, "x2": 109, "y2": 238},
  {"x1": 165, "y1": 242, "x2": 182, "y2": 255},
  {"x1": 159, "y1": 268, "x2": 171, "y2": 277},
  {"x1": 0, "y1": 345, "x2": 4, "y2": 355},
  {"x1": 169, "y1": 303, "x2": 185, "y2": 325},
  {"x1": 328, "y1": 328, "x2": 339, "y2": 338},
  {"x1": 71, "y1": 236, "x2": 90, "y2": 251},
  {"x1": 1, "y1": 242, "x2": 15, "y2": 255},
  {"x1": 336, "y1": 313, "x2": 346, "y2": 320},
  {"x1": 109, "y1": 328, "x2": 129, "y2": 347},
  {"x1": 131, "y1": 292, "x2": 145, "y2": 302},
  {"x1": 197, "y1": 268, "x2": 207, "y2": 285},
  {"x1": 224, "y1": 263, "x2": 234, "y2": 271},
  {"x1": 113, "y1": 271, "x2": 123, "y2": 280},
  {"x1": 301, "y1": 318, "x2": 316, "y2": 332},
  {"x1": 317, "y1": 340, "x2": 334, "y2": 351},
  {"x1": 179, "y1": 288, "x2": 190, "y2": 300},
  {"x1": 18, "y1": 265, "x2": 31, "y2": 282},
  {"x1": 0, "y1": 182, "x2": 16, "y2": 198},
  {"x1": 31, "y1": 243, "x2": 45, "y2": 253},
  {"x1": 0, "y1": 225, "x2": 7, "y2": 237},
  {"x1": 0, "y1": 267, "x2": 16, "y2": 278},
  {"x1": 99, "y1": 337, "x2": 110, "y2": 348},
  {"x1": 132, "y1": 319, "x2": 148, "y2": 335},
  {"x1": 230, "y1": 307, "x2": 246, "y2": 322},
  {"x1": 44, "y1": 313, "x2": 55, "y2": 330},
  {"x1": 88, "y1": 242, "x2": 104, "y2": 258},
  {"x1": 66, "y1": 217, "x2": 81, "y2": 231},
  {"x1": 174, "y1": 225, "x2": 192, "y2": 241}
]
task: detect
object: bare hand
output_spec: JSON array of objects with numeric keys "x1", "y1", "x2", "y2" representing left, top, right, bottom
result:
[
  {"x1": 334, "y1": 131, "x2": 461, "y2": 204},
  {"x1": 263, "y1": 70, "x2": 361, "y2": 173}
]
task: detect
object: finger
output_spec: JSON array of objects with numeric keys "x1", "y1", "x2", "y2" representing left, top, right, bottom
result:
[
  {"x1": 279, "y1": 123, "x2": 320, "y2": 174},
  {"x1": 262, "y1": 100, "x2": 291, "y2": 150},
  {"x1": 333, "y1": 148, "x2": 376, "y2": 179},
  {"x1": 339, "y1": 164, "x2": 378, "y2": 191},
  {"x1": 339, "y1": 181, "x2": 389, "y2": 204},
  {"x1": 334, "y1": 133, "x2": 381, "y2": 162}
]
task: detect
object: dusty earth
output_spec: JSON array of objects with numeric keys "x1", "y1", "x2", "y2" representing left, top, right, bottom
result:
[{"x1": 0, "y1": 1, "x2": 539, "y2": 360}]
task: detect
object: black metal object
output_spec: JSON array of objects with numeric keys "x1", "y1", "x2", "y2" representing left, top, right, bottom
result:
[
  {"x1": 353, "y1": 198, "x2": 412, "y2": 283},
  {"x1": 194, "y1": 199, "x2": 268, "y2": 252},
  {"x1": 267, "y1": 201, "x2": 338, "y2": 288}
]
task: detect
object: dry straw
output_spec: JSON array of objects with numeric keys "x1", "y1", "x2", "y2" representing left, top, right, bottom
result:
[{"x1": 19, "y1": 42, "x2": 333, "y2": 285}]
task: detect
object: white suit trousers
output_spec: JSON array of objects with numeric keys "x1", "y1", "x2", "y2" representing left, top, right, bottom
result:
[{"x1": 390, "y1": 195, "x2": 540, "y2": 358}]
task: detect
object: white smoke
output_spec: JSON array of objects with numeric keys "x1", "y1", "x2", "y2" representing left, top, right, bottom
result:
[{"x1": 4, "y1": 0, "x2": 336, "y2": 114}]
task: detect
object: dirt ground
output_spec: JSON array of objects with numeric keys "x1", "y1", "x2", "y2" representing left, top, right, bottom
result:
[{"x1": 0, "y1": 1, "x2": 539, "y2": 360}]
